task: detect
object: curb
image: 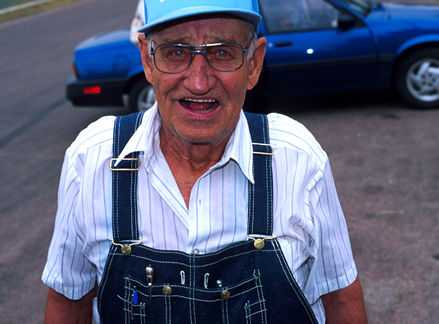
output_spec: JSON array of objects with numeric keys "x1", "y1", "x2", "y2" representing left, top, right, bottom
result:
[{"x1": 0, "y1": 0, "x2": 52, "y2": 15}]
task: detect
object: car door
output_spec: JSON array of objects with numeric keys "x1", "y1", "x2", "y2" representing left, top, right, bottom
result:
[{"x1": 259, "y1": 0, "x2": 378, "y2": 97}]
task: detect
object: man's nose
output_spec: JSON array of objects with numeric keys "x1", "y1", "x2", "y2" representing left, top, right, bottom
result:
[{"x1": 183, "y1": 54, "x2": 214, "y2": 94}]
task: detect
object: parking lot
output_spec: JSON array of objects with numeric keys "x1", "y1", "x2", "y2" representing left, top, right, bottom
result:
[
  {"x1": 0, "y1": 0, "x2": 438, "y2": 323},
  {"x1": 278, "y1": 94, "x2": 439, "y2": 323}
]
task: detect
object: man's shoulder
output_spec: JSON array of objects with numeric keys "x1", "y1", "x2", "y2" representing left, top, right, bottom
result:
[
  {"x1": 66, "y1": 115, "x2": 116, "y2": 160},
  {"x1": 267, "y1": 113, "x2": 327, "y2": 166}
]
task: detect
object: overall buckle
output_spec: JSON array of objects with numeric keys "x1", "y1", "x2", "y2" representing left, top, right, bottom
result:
[
  {"x1": 248, "y1": 234, "x2": 276, "y2": 250},
  {"x1": 252, "y1": 142, "x2": 273, "y2": 156},
  {"x1": 112, "y1": 240, "x2": 142, "y2": 255},
  {"x1": 110, "y1": 158, "x2": 139, "y2": 171}
]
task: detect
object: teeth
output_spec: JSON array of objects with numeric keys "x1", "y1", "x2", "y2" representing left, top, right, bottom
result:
[{"x1": 183, "y1": 98, "x2": 216, "y2": 103}]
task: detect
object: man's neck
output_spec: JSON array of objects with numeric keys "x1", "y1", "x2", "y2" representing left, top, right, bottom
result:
[{"x1": 159, "y1": 128, "x2": 230, "y2": 206}]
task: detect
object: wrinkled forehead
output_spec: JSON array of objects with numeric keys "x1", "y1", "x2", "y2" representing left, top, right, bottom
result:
[{"x1": 150, "y1": 15, "x2": 253, "y2": 44}]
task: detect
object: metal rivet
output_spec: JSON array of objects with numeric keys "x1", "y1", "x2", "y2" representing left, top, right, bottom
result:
[
  {"x1": 121, "y1": 244, "x2": 132, "y2": 255},
  {"x1": 254, "y1": 238, "x2": 265, "y2": 250},
  {"x1": 221, "y1": 289, "x2": 230, "y2": 300},
  {"x1": 162, "y1": 285, "x2": 172, "y2": 295}
]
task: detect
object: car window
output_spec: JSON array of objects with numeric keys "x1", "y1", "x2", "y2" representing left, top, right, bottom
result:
[
  {"x1": 260, "y1": 0, "x2": 338, "y2": 33},
  {"x1": 344, "y1": 0, "x2": 372, "y2": 15}
]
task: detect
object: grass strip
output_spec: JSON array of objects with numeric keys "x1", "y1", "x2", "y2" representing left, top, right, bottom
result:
[
  {"x1": 0, "y1": 0, "x2": 40, "y2": 11},
  {"x1": 0, "y1": 0, "x2": 78, "y2": 24}
]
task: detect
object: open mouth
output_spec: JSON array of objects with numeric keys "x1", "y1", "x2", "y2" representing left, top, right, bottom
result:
[{"x1": 179, "y1": 98, "x2": 220, "y2": 113}]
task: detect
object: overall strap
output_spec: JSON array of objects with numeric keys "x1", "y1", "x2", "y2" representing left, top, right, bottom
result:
[
  {"x1": 245, "y1": 112, "x2": 273, "y2": 236},
  {"x1": 111, "y1": 112, "x2": 143, "y2": 242}
]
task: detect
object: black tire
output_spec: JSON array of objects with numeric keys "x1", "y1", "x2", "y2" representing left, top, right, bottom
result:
[
  {"x1": 396, "y1": 48, "x2": 439, "y2": 109},
  {"x1": 128, "y1": 79, "x2": 156, "y2": 112}
]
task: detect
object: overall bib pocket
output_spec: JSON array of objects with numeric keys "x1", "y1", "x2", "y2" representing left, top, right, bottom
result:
[
  {"x1": 117, "y1": 277, "x2": 148, "y2": 324},
  {"x1": 120, "y1": 270, "x2": 268, "y2": 324}
]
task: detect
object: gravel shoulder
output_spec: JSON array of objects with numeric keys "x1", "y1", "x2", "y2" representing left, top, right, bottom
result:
[{"x1": 0, "y1": 0, "x2": 78, "y2": 24}]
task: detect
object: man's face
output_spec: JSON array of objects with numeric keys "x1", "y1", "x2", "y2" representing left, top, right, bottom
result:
[{"x1": 140, "y1": 17, "x2": 266, "y2": 147}]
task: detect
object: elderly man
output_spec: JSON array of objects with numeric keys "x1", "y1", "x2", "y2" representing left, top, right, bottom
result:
[{"x1": 42, "y1": 0, "x2": 367, "y2": 323}]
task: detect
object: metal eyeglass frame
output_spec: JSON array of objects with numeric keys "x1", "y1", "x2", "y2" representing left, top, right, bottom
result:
[{"x1": 149, "y1": 41, "x2": 251, "y2": 74}]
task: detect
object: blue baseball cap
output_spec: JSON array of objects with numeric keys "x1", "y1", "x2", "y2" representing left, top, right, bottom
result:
[{"x1": 139, "y1": 0, "x2": 261, "y2": 34}]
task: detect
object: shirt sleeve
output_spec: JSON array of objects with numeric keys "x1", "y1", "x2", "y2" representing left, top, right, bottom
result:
[
  {"x1": 41, "y1": 147, "x2": 96, "y2": 300},
  {"x1": 305, "y1": 159, "x2": 358, "y2": 303}
]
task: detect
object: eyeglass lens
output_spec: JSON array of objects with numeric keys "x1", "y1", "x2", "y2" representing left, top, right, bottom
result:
[{"x1": 154, "y1": 44, "x2": 245, "y2": 73}]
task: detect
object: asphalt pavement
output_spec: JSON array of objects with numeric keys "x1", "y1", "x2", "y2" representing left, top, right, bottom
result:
[
  {"x1": 0, "y1": 0, "x2": 136, "y2": 322},
  {"x1": 0, "y1": 0, "x2": 438, "y2": 323}
]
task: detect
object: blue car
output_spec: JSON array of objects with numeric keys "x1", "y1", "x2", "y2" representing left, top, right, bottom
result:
[{"x1": 66, "y1": 0, "x2": 439, "y2": 111}]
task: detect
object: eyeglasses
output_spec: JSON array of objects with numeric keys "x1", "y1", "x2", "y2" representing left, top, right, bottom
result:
[{"x1": 149, "y1": 41, "x2": 251, "y2": 74}]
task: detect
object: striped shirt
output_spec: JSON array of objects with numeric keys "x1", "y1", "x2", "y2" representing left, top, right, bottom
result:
[{"x1": 42, "y1": 104, "x2": 357, "y2": 323}]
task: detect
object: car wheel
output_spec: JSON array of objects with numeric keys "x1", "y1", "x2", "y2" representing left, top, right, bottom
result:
[
  {"x1": 128, "y1": 80, "x2": 156, "y2": 112},
  {"x1": 396, "y1": 48, "x2": 439, "y2": 109}
]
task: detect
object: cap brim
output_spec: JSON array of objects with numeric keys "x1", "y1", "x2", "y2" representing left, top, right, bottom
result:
[{"x1": 138, "y1": 6, "x2": 261, "y2": 34}]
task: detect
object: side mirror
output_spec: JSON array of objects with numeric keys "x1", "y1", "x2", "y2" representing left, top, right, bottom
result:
[{"x1": 337, "y1": 12, "x2": 357, "y2": 30}]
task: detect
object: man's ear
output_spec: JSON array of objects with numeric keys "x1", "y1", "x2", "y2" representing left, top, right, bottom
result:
[
  {"x1": 138, "y1": 34, "x2": 154, "y2": 83},
  {"x1": 247, "y1": 37, "x2": 266, "y2": 90}
]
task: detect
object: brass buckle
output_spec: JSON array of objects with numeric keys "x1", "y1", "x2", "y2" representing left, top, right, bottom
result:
[
  {"x1": 112, "y1": 240, "x2": 142, "y2": 255},
  {"x1": 110, "y1": 158, "x2": 139, "y2": 171},
  {"x1": 248, "y1": 234, "x2": 276, "y2": 250},
  {"x1": 252, "y1": 142, "x2": 273, "y2": 156}
]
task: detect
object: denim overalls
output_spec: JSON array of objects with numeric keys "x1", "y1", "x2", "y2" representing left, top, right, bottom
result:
[{"x1": 97, "y1": 112, "x2": 318, "y2": 324}]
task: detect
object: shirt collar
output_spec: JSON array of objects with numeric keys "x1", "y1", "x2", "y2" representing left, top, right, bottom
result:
[
  {"x1": 113, "y1": 102, "x2": 160, "y2": 168},
  {"x1": 214, "y1": 111, "x2": 254, "y2": 183},
  {"x1": 114, "y1": 105, "x2": 254, "y2": 184}
]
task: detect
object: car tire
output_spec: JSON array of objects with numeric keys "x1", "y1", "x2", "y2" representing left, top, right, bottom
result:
[
  {"x1": 128, "y1": 79, "x2": 156, "y2": 112},
  {"x1": 396, "y1": 48, "x2": 439, "y2": 109}
]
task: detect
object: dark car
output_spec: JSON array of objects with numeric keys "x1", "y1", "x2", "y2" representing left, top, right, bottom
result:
[{"x1": 67, "y1": 0, "x2": 439, "y2": 111}]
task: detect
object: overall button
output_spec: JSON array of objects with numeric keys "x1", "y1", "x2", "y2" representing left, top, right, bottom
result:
[
  {"x1": 221, "y1": 289, "x2": 230, "y2": 300},
  {"x1": 162, "y1": 285, "x2": 172, "y2": 295},
  {"x1": 121, "y1": 244, "x2": 132, "y2": 255},
  {"x1": 254, "y1": 239, "x2": 265, "y2": 250}
]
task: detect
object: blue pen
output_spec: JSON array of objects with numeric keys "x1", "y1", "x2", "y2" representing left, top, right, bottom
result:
[{"x1": 132, "y1": 289, "x2": 139, "y2": 305}]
